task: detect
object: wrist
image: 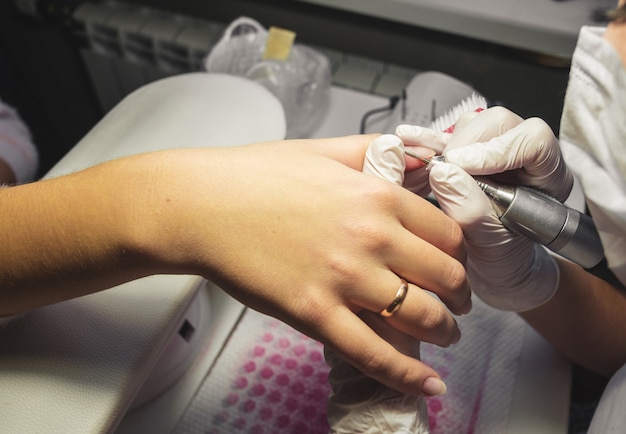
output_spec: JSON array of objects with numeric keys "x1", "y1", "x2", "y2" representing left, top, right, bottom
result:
[
  {"x1": 119, "y1": 148, "x2": 246, "y2": 280},
  {"x1": 515, "y1": 246, "x2": 560, "y2": 312},
  {"x1": 113, "y1": 151, "x2": 202, "y2": 277}
]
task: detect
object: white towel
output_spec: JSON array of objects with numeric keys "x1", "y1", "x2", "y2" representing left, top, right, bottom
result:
[{"x1": 174, "y1": 298, "x2": 526, "y2": 433}]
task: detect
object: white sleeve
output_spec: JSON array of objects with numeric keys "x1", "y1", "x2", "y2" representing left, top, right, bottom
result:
[{"x1": 559, "y1": 26, "x2": 626, "y2": 286}]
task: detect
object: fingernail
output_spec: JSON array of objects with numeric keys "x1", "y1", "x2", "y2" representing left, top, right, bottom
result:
[{"x1": 423, "y1": 377, "x2": 447, "y2": 396}]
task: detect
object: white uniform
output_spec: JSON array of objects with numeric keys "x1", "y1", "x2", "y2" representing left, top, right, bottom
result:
[{"x1": 559, "y1": 25, "x2": 626, "y2": 433}]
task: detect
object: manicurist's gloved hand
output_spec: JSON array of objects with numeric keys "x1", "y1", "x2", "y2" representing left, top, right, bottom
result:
[
  {"x1": 400, "y1": 107, "x2": 573, "y2": 311},
  {"x1": 396, "y1": 107, "x2": 573, "y2": 201},
  {"x1": 326, "y1": 134, "x2": 431, "y2": 433},
  {"x1": 429, "y1": 162, "x2": 560, "y2": 311},
  {"x1": 442, "y1": 107, "x2": 573, "y2": 202}
]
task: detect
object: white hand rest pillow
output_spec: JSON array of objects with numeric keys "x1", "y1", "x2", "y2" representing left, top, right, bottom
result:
[{"x1": 0, "y1": 73, "x2": 285, "y2": 433}]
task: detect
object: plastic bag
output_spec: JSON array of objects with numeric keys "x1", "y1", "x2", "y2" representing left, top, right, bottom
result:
[{"x1": 205, "y1": 17, "x2": 331, "y2": 138}]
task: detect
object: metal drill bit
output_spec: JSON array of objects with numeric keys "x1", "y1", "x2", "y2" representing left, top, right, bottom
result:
[
  {"x1": 404, "y1": 149, "x2": 446, "y2": 168},
  {"x1": 405, "y1": 156, "x2": 604, "y2": 268}
]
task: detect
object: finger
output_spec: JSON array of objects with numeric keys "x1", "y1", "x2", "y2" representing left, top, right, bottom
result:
[
  {"x1": 393, "y1": 186, "x2": 466, "y2": 263},
  {"x1": 361, "y1": 135, "x2": 470, "y2": 314},
  {"x1": 363, "y1": 134, "x2": 405, "y2": 184},
  {"x1": 392, "y1": 191, "x2": 471, "y2": 310},
  {"x1": 444, "y1": 106, "x2": 523, "y2": 151},
  {"x1": 449, "y1": 110, "x2": 481, "y2": 132},
  {"x1": 395, "y1": 188, "x2": 467, "y2": 264},
  {"x1": 361, "y1": 134, "x2": 450, "y2": 256},
  {"x1": 376, "y1": 277, "x2": 462, "y2": 346},
  {"x1": 429, "y1": 162, "x2": 495, "y2": 227},
  {"x1": 363, "y1": 133, "x2": 432, "y2": 196},
  {"x1": 358, "y1": 310, "x2": 421, "y2": 357},
  {"x1": 395, "y1": 124, "x2": 449, "y2": 154},
  {"x1": 429, "y1": 163, "x2": 542, "y2": 266},
  {"x1": 347, "y1": 268, "x2": 463, "y2": 344},
  {"x1": 445, "y1": 117, "x2": 550, "y2": 175},
  {"x1": 319, "y1": 306, "x2": 448, "y2": 396},
  {"x1": 334, "y1": 185, "x2": 470, "y2": 315},
  {"x1": 445, "y1": 117, "x2": 573, "y2": 201},
  {"x1": 388, "y1": 226, "x2": 471, "y2": 316}
]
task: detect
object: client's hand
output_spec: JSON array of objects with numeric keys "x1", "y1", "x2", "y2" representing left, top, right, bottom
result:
[
  {"x1": 1, "y1": 132, "x2": 470, "y2": 395},
  {"x1": 430, "y1": 162, "x2": 560, "y2": 311},
  {"x1": 135, "y1": 135, "x2": 471, "y2": 395}
]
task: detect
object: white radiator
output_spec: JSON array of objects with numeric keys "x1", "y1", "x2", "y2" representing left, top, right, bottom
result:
[
  {"x1": 72, "y1": 1, "x2": 419, "y2": 116},
  {"x1": 73, "y1": 1, "x2": 225, "y2": 113}
]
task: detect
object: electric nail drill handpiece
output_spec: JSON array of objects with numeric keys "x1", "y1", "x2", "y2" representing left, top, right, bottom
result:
[{"x1": 476, "y1": 178, "x2": 604, "y2": 269}]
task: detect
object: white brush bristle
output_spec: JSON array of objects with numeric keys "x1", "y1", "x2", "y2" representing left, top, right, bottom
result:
[{"x1": 429, "y1": 93, "x2": 488, "y2": 132}]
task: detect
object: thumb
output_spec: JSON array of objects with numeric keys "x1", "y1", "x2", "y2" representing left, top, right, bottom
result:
[
  {"x1": 428, "y1": 162, "x2": 495, "y2": 228},
  {"x1": 444, "y1": 118, "x2": 573, "y2": 202},
  {"x1": 395, "y1": 124, "x2": 449, "y2": 153},
  {"x1": 363, "y1": 134, "x2": 405, "y2": 185}
]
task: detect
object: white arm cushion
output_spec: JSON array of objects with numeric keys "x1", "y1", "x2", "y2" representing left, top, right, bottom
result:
[{"x1": 0, "y1": 73, "x2": 285, "y2": 433}]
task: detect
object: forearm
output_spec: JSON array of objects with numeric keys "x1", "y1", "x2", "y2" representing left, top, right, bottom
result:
[
  {"x1": 520, "y1": 257, "x2": 626, "y2": 377},
  {"x1": 0, "y1": 139, "x2": 370, "y2": 316},
  {"x1": 0, "y1": 152, "x2": 179, "y2": 315}
]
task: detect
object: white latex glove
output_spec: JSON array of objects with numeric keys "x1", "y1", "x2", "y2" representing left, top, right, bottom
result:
[
  {"x1": 444, "y1": 107, "x2": 573, "y2": 202},
  {"x1": 395, "y1": 125, "x2": 445, "y2": 197},
  {"x1": 429, "y1": 162, "x2": 559, "y2": 311},
  {"x1": 397, "y1": 107, "x2": 573, "y2": 201},
  {"x1": 326, "y1": 134, "x2": 429, "y2": 433},
  {"x1": 399, "y1": 107, "x2": 571, "y2": 311}
]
